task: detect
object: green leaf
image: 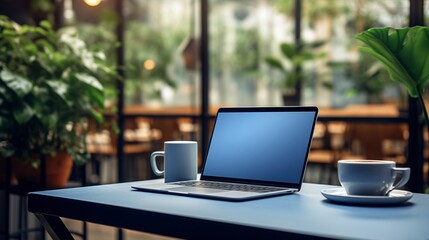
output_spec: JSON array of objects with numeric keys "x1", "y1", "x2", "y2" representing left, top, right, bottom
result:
[
  {"x1": 307, "y1": 40, "x2": 327, "y2": 48},
  {"x1": 24, "y1": 43, "x2": 38, "y2": 54},
  {"x1": 38, "y1": 112, "x2": 58, "y2": 130},
  {"x1": 74, "y1": 73, "x2": 104, "y2": 108},
  {"x1": 91, "y1": 110, "x2": 104, "y2": 124},
  {"x1": 280, "y1": 43, "x2": 295, "y2": 60},
  {"x1": 264, "y1": 57, "x2": 284, "y2": 71},
  {"x1": 75, "y1": 73, "x2": 103, "y2": 91},
  {"x1": 52, "y1": 52, "x2": 68, "y2": 69},
  {"x1": 321, "y1": 81, "x2": 334, "y2": 89},
  {"x1": 356, "y1": 26, "x2": 429, "y2": 98},
  {"x1": 0, "y1": 84, "x2": 14, "y2": 102},
  {"x1": 18, "y1": 25, "x2": 30, "y2": 34},
  {"x1": 31, "y1": 98, "x2": 60, "y2": 130},
  {"x1": 86, "y1": 86, "x2": 105, "y2": 108},
  {"x1": 2, "y1": 29, "x2": 17, "y2": 37},
  {"x1": 0, "y1": 68, "x2": 33, "y2": 98},
  {"x1": 13, "y1": 101, "x2": 34, "y2": 124},
  {"x1": 297, "y1": 51, "x2": 315, "y2": 62},
  {"x1": 35, "y1": 39, "x2": 55, "y2": 54},
  {"x1": 35, "y1": 27, "x2": 48, "y2": 37},
  {"x1": 40, "y1": 20, "x2": 52, "y2": 30},
  {"x1": 45, "y1": 80, "x2": 68, "y2": 103},
  {"x1": 0, "y1": 145, "x2": 16, "y2": 158}
]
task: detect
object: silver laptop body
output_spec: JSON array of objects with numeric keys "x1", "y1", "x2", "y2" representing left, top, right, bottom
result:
[{"x1": 132, "y1": 106, "x2": 319, "y2": 201}]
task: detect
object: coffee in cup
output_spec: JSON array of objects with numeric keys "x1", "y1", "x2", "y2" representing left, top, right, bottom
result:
[
  {"x1": 150, "y1": 141, "x2": 197, "y2": 183},
  {"x1": 338, "y1": 160, "x2": 410, "y2": 196}
]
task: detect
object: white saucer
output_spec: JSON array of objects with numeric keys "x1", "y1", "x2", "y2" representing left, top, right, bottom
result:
[{"x1": 321, "y1": 188, "x2": 413, "y2": 205}]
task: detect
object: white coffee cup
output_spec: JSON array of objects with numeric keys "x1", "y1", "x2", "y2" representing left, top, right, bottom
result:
[
  {"x1": 150, "y1": 141, "x2": 197, "y2": 183},
  {"x1": 338, "y1": 160, "x2": 410, "y2": 196}
]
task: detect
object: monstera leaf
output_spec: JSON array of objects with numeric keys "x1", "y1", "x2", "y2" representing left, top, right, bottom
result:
[
  {"x1": 356, "y1": 26, "x2": 429, "y2": 128},
  {"x1": 356, "y1": 27, "x2": 429, "y2": 98}
]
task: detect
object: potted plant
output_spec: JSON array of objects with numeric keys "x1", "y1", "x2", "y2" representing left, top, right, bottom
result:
[
  {"x1": 356, "y1": 26, "x2": 429, "y2": 132},
  {"x1": 356, "y1": 26, "x2": 429, "y2": 193},
  {"x1": 329, "y1": 54, "x2": 394, "y2": 104},
  {"x1": 265, "y1": 41, "x2": 326, "y2": 105},
  {"x1": 0, "y1": 16, "x2": 116, "y2": 188}
]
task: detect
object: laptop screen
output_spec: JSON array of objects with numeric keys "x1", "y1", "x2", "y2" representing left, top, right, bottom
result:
[{"x1": 201, "y1": 107, "x2": 318, "y2": 188}]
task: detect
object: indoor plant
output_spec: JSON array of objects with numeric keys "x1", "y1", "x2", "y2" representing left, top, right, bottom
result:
[
  {"x1": 0, "y1": 16, "x2": 116, "y2": 188},
  {"x1": 265, "y1": 41, "x2": 326, "y2": 105},
  {"x1": 356, "y1": 26, "x2": 429, "y2": 193},
  {"x1": 356, "y1": 26, "x2": 429, "y2": 131}
]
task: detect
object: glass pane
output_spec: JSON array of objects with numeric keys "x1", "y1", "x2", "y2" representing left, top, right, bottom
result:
[
  {"x1": 209, "y1": 0, "x2": 289, "y2": 106},
  {"x1": 209, "y1": 0, "x2": 409, "y2": 108},
  {"x1": 426, "y1": 0, "x2": 429, "y2": 26},
  {"x1": 302, "y1": 0, "x2": 409, "y2": 108},
  {"x1": 123, "y1": 0, "x2": 199, "y2": 113},
  {"x1": 209, "y1": 0, "x2": 411, "y2": 186},
  {"x1": 69, "y1": 0, "x2": 118, "y2": 107}
]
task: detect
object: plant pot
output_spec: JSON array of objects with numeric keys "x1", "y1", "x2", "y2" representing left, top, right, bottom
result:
[{"x1": 12, "y1": 151, "x2": 73, "y2": 189}]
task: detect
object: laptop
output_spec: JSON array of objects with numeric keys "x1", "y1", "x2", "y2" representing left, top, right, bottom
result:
[{"x1": 132, "y1": 106, "x2": 318, "y2": 201}]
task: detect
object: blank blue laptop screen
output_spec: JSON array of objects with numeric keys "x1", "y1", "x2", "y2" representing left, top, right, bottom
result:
[{"x1": 203, "y1": 110, "x2": 316, "y2": 185}]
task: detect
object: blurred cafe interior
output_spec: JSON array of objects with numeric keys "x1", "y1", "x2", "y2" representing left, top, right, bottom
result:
[{"x1": 1, "y1": 0, "x2": 429, "y2": 239}]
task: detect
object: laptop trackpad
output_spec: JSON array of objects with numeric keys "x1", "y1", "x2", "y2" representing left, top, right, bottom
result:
[{"x1": 168, "y1": 186, "x2": 226, "y2": 194}]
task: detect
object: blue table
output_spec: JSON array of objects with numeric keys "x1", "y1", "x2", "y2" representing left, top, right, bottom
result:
[{"x1": 28, "y1": 180, "x2": 429, "y2": 240}]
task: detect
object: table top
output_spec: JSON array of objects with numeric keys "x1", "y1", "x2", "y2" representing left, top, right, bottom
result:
[{"x1": 28, "y1": 180, "x2": 429, "y2": 240}]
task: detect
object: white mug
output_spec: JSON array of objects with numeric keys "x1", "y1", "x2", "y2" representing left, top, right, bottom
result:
[
  {"x1": 338, "y1": 160, "x2": 410, "y2": 196},
  {"x1": 150, "y1": 141, "x2": 197, "y2": 183}
]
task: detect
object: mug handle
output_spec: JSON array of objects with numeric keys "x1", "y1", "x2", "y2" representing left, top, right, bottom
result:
[
  {"x1": 150, "y1": 151, "x2": 165, "y2": 176},
  {"x1": 389, "y1": 167, "x2": 411, "y2": 194}
]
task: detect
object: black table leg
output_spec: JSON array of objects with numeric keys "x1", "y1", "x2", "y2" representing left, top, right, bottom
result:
[{"x1": 35, "y1": 214, "x2": 74, "y2": 240}]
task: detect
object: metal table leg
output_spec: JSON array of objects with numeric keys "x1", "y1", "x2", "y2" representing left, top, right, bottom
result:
[{"x1": 35, "y1": 214, "x2": 74, "y2": 240}]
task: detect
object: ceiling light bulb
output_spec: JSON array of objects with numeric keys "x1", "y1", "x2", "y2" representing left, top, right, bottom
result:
[{"x1": 84, "y1": 0, "x2": 102, "y2": 7}]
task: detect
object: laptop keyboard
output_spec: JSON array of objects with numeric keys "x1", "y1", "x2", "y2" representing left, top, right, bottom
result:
[{"x1": 173, "y1": 181, "x2": 286, "y2": 193}]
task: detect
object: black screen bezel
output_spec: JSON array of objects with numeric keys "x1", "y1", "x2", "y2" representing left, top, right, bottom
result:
[{"x1": 200, "y1": 106, "x2": 319, "y2": 190}]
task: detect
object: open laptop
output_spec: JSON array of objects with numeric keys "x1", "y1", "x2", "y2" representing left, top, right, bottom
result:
[{"x1": 132, "y1": 106, "x2": 318, "y2": 201}]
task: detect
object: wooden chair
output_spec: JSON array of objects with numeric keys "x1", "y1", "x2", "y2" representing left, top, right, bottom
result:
[
  {"x1": 343, "y1": 123, "x2": 407, "y2": 163},
  {"x1": 86, "y1": 117, "x2": 155, "y2": 183}
]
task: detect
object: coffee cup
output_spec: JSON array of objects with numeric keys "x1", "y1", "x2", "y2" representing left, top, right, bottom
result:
[
  {"x1": 150, "y1": 141, "x2": 197, "y2": 183},
  {"x1": 338, "y1": 160, "x2": 410, "y2": 196}
]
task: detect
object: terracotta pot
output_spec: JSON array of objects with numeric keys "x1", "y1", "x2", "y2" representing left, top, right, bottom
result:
[{"x1": 12, "y1": 151, "x2": 73, "y2": 189}]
